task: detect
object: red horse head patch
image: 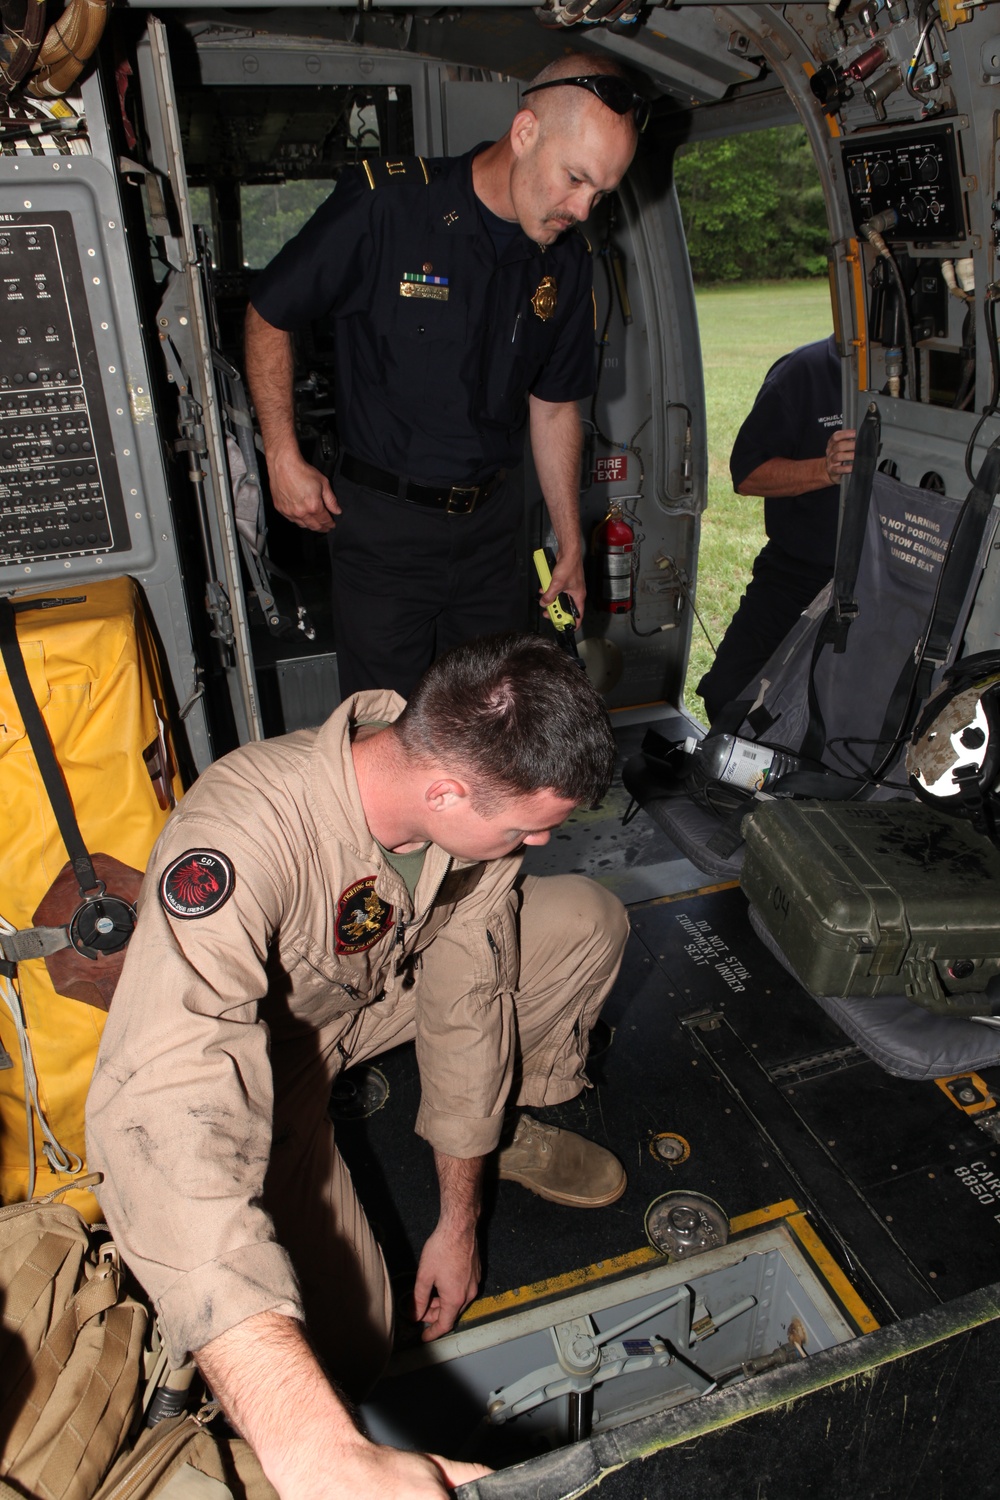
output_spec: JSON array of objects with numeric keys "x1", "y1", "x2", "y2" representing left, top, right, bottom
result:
[{"x1": 160, "y1": 849, "x2": 235, "y2": 920}]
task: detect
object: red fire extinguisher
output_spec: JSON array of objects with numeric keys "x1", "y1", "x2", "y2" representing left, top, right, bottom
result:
[{"x1": 592, "y1": 500, "x2": 634, "y2": 613}]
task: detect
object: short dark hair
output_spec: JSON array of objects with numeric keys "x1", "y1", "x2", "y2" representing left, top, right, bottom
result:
[{"x1": 395, "y1": 633, "x2": 616, "y2": 808}]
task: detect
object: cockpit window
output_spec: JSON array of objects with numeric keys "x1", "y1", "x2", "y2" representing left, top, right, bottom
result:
[{"x1": 241, "y1": 181, "x2": 337, "y2": 269}]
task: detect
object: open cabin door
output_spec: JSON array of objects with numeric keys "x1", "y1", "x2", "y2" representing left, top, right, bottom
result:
[
  {"x1": 123, "y1": 16, "x2": 711, "y2": 728},
  {"x1": 134, "y1": 15, "x2": 263, "y2": 746}
]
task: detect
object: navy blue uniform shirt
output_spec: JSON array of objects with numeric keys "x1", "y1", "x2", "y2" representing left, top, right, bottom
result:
[
  {"x1": 729, "y1": 334, "x2": 843, "y2": 568},
  {"x1": 250, "y1": 147, "x2": 595, "y2": 487}
]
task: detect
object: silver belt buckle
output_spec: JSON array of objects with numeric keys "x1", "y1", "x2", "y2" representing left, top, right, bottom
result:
[{"x1": 447, "y1": 484, "x2": 479, "y2": 515}]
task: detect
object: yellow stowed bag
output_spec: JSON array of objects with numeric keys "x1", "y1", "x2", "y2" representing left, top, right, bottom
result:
[{"x1": 0, "y1": 579, "x2": 184, "y2": 1217}]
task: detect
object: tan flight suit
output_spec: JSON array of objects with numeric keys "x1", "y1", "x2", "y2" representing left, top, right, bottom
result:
[{"x1": 86, "y1": 692, "x2": 628, "y2": 1396}]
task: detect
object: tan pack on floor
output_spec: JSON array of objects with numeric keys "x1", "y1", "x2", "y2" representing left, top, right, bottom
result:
[
  {"x1": 0, "y1": 1177, "x2": 147, "y2": 1500},
  {"x1": 95, "y1": 1410, "x2": 278, "y2": 1500}
]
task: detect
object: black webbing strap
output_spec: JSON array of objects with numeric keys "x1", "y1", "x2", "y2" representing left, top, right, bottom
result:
[
  {"x1": 951, "y1": 762, "x2": 998, "y2": 845},
  {"x1": 914, "y1": 433, "x2": 1000, "y2": 703},
  {"x1": 826, "y1": 402, "x2": 881, "y2": 655},
  {"x1": 867, "y1": 436, "x2": 1000, "y2": 780},
  {"x1": 769, "y1": 769, "x2": 867, "y2": 799},
  {"x1": 794, "y1": 405, "x2": 880, "y2": 764},
  {"x1": 0, "y1": 597, "x2": 100, "y2": 898},
  {"x1": 797, "y1": 624, "x2": 836, "y2": 765},
  {"x1": 704, "y1": 792, "x2": 755, "y2": 859},
  {"x1": 712, "y1": 697, "x2": 756, "y2": 736}
]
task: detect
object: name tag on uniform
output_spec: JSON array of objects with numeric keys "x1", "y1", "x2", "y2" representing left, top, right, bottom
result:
[{"x1": 400, "y1": 271, "x2": 449, "y2": 302}]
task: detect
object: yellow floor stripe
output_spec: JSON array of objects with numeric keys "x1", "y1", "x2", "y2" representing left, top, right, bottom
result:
[
  {"x1": 935, "y1": 1071, "x2": 997, "y2": 1115},
  {"x1": 461, "y1": 1202, "x2": 878, "y2": 1333},
  {"x1": 460, "y1": 1245, "x2": 663, "y2": 1325},
  {"x1": 462, "y1": 1201, "x2": 800, "y2": 1326},
  {"x1": 730, "y1": 1199, "x2": 799, "y2": 1233},
  {"x1": 635, "y1": 881, "x2": 739, "y2": 908},
  {"x1": 786, "y1": 1212, "x2": 880, "y2": 1334}
]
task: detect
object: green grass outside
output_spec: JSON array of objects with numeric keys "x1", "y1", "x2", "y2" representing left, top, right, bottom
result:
[{"x1": 682, "y1": 280, "x2": 835, "y2": 719}]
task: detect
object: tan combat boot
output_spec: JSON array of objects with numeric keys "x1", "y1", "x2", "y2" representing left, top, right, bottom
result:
[{"x1": 497, "y1": 1114, "x2": 627, "y2": 1208}]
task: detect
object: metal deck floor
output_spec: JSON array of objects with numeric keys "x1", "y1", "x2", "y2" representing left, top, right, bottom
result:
[
  {"x1": 335, "y1": 720, "x2": 1000, "y2": 1494},
  {"x1": 336, "y1": 711, "x2": 1000, "y2": 1327},
  {"x1": 519, "y1": 706, "x2": 706, "y2": 904}
]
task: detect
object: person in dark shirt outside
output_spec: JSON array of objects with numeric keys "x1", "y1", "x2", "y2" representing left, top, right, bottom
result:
[{"x1": 697, "y1": 333, "x2": 856, "y2": 723}]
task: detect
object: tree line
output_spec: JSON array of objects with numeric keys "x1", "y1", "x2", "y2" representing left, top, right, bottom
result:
[
  {"x1": 205, "y1": 124, "x2": 829, "y2": 285},
  {"x1": 672, "y1": 125, "x2": 829, "y2": 284}
]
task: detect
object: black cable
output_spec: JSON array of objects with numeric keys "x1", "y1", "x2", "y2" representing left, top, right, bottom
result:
[
  {"x1": 590, "y1": 213, "x2": 617, "y2": 437},
  {"x1": 905, "y1": 11, "x2": 938, "y2": 102},
  {"x1": 592, "y1": 211, "x2": 694, "y2": 506},
  {"x1": 823, "y1": 734, "x2": 911, "y2": 788},
  {"x1": 663, "y1": 400, "x2": 694, "y2": 504},
  {"x1": 627, "y1": 523, "x2": 665, "y2": 638},
  {"x1": 657, "y1": 553, "x2": 717, "y2": 655},
  {"x1": 590, "y1": 206, "x2": 651, "y2": 484},
  {"x1": 965, "y1": 294, "x2": 1000, "y2": 484},
  {"x1": 628, "y1": 620, "x2": 663, "y2": 638},
  {"x1": 861, "y1": 219, "x2": 918, "y2": 402},
  {"x1": 0, "y1": 115, "x2": 78, "y2": 137},
  {"x1": 953, "y1": 306, "x2": 976, "y2": 412},
  {"x1": 601, "y1": 498, "x2": 664, "y2": 638},
  {"x1": 886, "y1": 251, "x2": 918, "y2": 403},
  {"x1": 905, "y1": 0, "x2": 942, "y2": 109}
]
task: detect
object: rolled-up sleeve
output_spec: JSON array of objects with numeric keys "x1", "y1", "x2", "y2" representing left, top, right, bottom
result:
[
  {"x1": 413, "y1": 865, "x2": 520, "y2": 1159},
  {"x1": 86, "y1": 823, "x2": 300, "y2": 1368}
]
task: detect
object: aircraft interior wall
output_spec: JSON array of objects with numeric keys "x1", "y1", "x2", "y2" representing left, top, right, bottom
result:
[{"x1": 5, "y1": 1, "x2": 1000, "y2": 1490}]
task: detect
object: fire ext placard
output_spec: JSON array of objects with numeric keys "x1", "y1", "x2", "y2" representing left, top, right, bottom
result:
[{"x1": 594, "y1": 455, "x2": 628, "y2": 483}]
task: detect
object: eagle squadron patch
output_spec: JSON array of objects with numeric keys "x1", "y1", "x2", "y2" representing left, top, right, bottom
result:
[
  {"x1": 336, "y1": 877, "x2": 394, "y2": 955},
  {"x1": 160, "y1": 849, "x2": 235, "y2": 920}
]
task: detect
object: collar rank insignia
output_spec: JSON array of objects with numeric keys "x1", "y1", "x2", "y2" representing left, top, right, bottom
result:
[
  {"x1": 160, "y1": 849, "x2": 235, "y2": 920},
  {"x1": 531, "y1": 275, "x2": 558, "y2": 322},
  {"x1": 443, "y1": 210, "x2": 460, "y2": 226},
  {"x1": 336, "y1": 877, "x2": 394, "y2": 955}
]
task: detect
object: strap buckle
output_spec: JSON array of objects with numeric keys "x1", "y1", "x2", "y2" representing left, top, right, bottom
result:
[
  {"x1": 0, "y1": 925, "x2": 72, "y2": 965},
  {"x1": 446, "y1": 484, "x2": 479, "y2": 515}
]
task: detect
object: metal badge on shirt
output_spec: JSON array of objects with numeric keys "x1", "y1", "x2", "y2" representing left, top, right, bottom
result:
[
  {"x1": 336, "y1": 877, "x2": 394, "y2": 954},
  {"x1": 400, "y1": 265, "x2": 449, "y2": 302},
  {"x1": 531, "y1": 275, "x2": 558, "y2": 321}
]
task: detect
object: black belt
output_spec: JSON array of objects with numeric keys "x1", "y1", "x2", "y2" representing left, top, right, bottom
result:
[{"x1": 339, "y1": 453, "x2": 504, "y2": 515}]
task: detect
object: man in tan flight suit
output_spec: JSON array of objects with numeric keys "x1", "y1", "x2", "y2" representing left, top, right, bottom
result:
[{"x1": 87, "y1": 632, "x2": 628, "y2": 1500}]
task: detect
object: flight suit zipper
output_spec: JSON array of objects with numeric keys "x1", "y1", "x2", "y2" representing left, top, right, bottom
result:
[
  {"x1": 393, "y1": 914, "x2": 409, "y2": 975},
  {"x1": 487, "y1": 928, "x2": 501, "y2": 986}
]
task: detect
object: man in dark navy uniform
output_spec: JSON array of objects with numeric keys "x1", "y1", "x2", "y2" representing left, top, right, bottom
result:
[
  {"x1": 697, "y1": 333, "x2": 856, "y2": 723},
  {"x1": 245, "y1": 55, "x2": 641, "y2": 699}
]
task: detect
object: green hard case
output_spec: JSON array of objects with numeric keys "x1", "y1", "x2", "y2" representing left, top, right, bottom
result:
[{"x1": 739, "y1": 800, "x2": 1000, "y2": 1016}]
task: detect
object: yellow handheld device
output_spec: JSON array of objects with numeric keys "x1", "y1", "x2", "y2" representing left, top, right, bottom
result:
[{"x1": 532, "y1": 548, "x2": 578, "y2": 633}]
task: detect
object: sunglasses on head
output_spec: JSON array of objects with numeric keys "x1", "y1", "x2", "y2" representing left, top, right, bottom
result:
[{"x1": 521, "y1": 75, "x2": 650, "y2": 133}]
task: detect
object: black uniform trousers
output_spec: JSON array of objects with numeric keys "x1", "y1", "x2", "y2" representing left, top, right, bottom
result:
[
  {"x1": 329, "y1": 471, "x2": 522, "y2": 701},
  {"x1": 696, "y1": 540, "x2": 832, "y2": 725}
]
